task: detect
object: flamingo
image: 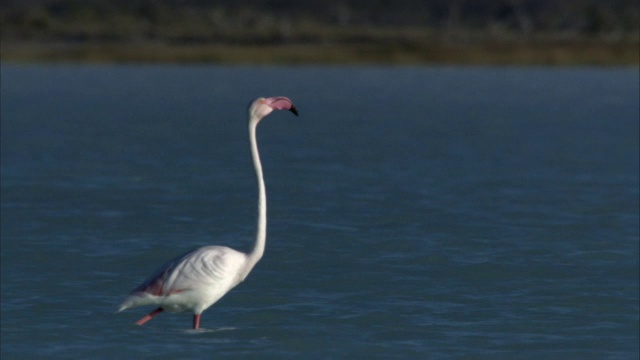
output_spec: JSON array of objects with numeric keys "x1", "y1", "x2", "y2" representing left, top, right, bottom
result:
[{"x1": 118, "y1": 96, "x2": 298, "y2": 329}]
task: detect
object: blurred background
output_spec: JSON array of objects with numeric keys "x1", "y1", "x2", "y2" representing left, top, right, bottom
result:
[{"x1": 1, "y1": 0, "x2": 638, "y2": 65}]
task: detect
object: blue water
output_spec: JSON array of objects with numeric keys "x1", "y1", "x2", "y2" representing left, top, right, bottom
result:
[{"x1": 1, "y1": 64, "x2": 638, "y2": 359}]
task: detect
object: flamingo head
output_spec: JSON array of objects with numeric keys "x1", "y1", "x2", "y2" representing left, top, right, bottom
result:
[{"x1": 248, "y1": 96, "x2": 298, "y2": 123}]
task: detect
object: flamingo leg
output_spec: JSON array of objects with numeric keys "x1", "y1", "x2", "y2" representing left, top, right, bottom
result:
[
  {"x1": 193, "y1": 314, "x2": 201, "y2": 329},
  {"x1": 135, "y1": 307, "x2": 164, "y2": 326}
]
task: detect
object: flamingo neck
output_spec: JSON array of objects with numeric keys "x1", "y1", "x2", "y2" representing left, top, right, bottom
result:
[{"x1": 245, "y1": 118, "x2": 266, "y2": 272}]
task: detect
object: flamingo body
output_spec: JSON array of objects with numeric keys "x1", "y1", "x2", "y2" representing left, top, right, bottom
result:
[
  {"x1": 118, "y1": 246, "x2": 248, "y2": 315},
  {"x1": 118, "y1": 96, "x2": 298, "y2": 329}
]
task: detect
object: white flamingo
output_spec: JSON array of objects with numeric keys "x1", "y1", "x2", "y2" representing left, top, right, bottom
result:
[{"x1": 118, "y1": 97, "x2": 298, "y2": 329}]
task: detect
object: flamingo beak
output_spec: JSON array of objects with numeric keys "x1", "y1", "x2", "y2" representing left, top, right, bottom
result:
[{"x1": 289, "y1": 106, "x2": 299, "y2": 116}]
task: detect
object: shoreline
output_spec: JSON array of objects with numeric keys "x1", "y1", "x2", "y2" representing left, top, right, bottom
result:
[{"x1": 2, "y1": 40, "x2": 638, "y2": 66}]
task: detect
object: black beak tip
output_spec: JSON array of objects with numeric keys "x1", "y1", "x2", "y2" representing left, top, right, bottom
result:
[{"x1": 290, "y1": 106, "x2": 299, "y2": 116}]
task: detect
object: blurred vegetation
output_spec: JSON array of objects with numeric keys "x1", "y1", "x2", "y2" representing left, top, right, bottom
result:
[{"x1": 1, "y1": 0, "x2": 638, "y2": 65}]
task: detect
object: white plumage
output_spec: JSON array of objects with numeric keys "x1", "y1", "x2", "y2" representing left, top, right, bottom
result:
[{"x1": 118, "y1": 97, "x2": 298, "y2": 329}]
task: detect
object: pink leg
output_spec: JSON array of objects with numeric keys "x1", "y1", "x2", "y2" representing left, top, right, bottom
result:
[
  {"x1": 135, "y1": 307, "x2": 164, "y2": 326},
  {"x1": 193, "y1": 314, "x2": 201, "y2": 329}
]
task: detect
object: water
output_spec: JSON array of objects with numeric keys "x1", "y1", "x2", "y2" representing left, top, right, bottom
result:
[{"x1": 1, "y1": 64, "x2": 638, "y2": 359}]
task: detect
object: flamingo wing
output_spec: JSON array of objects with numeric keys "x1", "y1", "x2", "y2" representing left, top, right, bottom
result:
[{"x1": 118, "y1": 246, "x2": 247, "y2": 313}]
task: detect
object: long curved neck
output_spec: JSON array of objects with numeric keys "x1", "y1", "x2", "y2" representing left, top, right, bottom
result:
[{"x1": 245, "y1": 118, "x2": 266, "y2": 271}]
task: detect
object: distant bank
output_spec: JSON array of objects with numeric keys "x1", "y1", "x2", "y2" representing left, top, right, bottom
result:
[
  {"x1": 2, "y1": 39, "x2": 638, "y2": 65},
  {"x1": 3, "y1": 1, "x2": 638, "y2": 65}
]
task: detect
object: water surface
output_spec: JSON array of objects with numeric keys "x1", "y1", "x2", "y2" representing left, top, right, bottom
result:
[{"x1": 1, "y1": 65, "x2": 638, "y2": 359}]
